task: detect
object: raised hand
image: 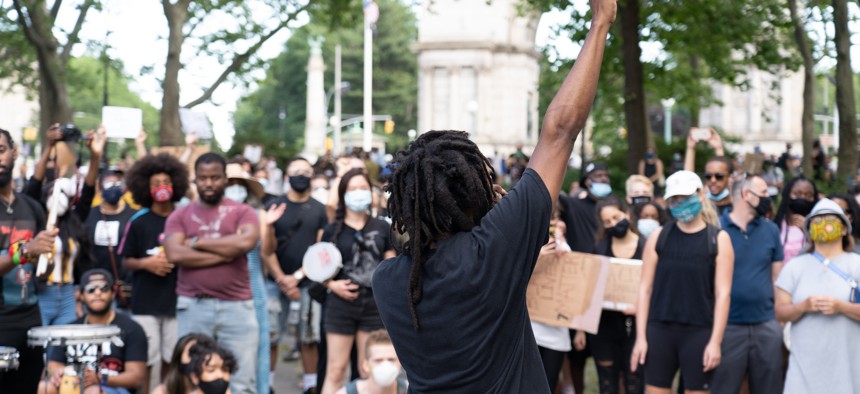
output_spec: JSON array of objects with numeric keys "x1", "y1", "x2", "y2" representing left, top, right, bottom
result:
[
  {"x1": 265, "y1": 203, "x2": 287, "y2": 226},
  {"x1": 590, "y1": 0, "x2": 618, "y2": 27}
]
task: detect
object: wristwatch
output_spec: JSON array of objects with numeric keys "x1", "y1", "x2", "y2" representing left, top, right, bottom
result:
[
  {"x1": 99, "y1": 369, "x2": 110, "y2": 385},
  {"x1": 293, "y1": 269, "x2": 305, "y2": 282}
]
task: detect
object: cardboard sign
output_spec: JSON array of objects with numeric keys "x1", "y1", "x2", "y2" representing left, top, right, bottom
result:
[
  {"x1": 178, "y1": 109, "x2": 213, "y2": 139},
  {"x1": 149, "y1": 146, "x2": 211, "y2": 175},
  {"x1": 102, "y1": 106, "x2": 143, "y2": 139},
  {"x1": 526, "y1": 252, "x2": 610, "y2": 334},
  {"x1": 742, "y1": 153, "x2": 765, "y2": 175},
  {"x1": 603, "y1": 258, "x2": 643, "y2": 312}
]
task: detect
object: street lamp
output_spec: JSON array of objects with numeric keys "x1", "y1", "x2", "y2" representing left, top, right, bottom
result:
[{"x1": 660, "y1": 98, "x2": 676, "y2": 142}]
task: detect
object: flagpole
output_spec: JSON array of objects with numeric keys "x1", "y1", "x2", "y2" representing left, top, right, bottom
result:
[{"x1": 362, "y1": 1, "x2": 376, "y2": 152}]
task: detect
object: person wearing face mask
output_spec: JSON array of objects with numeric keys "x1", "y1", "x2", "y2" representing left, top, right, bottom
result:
[
  {"x1": 638, "y1": 147, "x2": 665, "y2": 197},
  {"x1": 223, "y1": 163, "x2": 271, "y2": 394},
  {"x1": 574, "y1": 197, "x2": 644, "y2": 394},
  {"x1": 625, "y1": 175, "x2": 655, "y2": 207},
  {"x1": 774, "y1": 177, "x2": 820, "y2": 266},
  {"x1": 84, "y1": 168, "x2": 137, "y2": 311},
  {"x1": 26, "y1": 125, "x2": 105, "y2": 326},
  {"x1": 335, "y1": 330, "x2": 407, "y2": 394},
  {"x1": 630, "y1": 170, "x2": 734, "y2": 394},
  {"x1": 320, "y1": 168, "x2": 396, "y2": 394},
  {"x1": 775, "y1": 199, "x2": 860, "y2": 394},
  {"x1": 710, "y1": 175, "x2": 784, "y2": 394},
  {"x1": 120, "y1": 153, "x2": 190, "y2": 394},
  {"x1": 632, "y1": 201, "x2": 667, "y2": 240},
  {"x1": 262, "y1": 158, "x2": 328, "y2": 394},
  {"x1": 182, "y1": 340, "x2": 238, "y2": 394},
  {"x1": 163, "y1": 153, "x2": 261, "y2": 394},
  {"x1": 152, "y1": 333, "x2": 217, "y2": 394},
  {"x1": 682, "y1": 128, "x2": 734, "y2": 215}
]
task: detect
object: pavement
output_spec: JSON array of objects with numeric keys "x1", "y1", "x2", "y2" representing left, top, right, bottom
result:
[{"x1": 271, "y1": 344, "x2": 305, "y2": 394}]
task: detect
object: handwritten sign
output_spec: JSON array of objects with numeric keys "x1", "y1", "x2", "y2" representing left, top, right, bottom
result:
[
  {"x1": 179, "y1": 109, "x2": 213, "y2": 139},
  {"x1": 526, "y1": 252, "x2": 610, "y2": 334},
  {"x1": 603, "y1": 258, "x2": 642, "y2": 312},
  {"x1": 102, "y1": 106, "x2": 143, "y2": 139}
]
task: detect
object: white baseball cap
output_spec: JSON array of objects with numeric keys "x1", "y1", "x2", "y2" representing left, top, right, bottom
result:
[{"x1": 663, "y1": 170, "x2": 704, "y2": 199}]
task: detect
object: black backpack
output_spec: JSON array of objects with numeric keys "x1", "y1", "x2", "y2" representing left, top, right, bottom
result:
[{"x1": 655, "y1": 221, "x2": 719, "y2": 262}]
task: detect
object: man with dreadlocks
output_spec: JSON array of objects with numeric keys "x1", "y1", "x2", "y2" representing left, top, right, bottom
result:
[{"x1": 371, "y1": 1, "x2": 616, "y2": 392}]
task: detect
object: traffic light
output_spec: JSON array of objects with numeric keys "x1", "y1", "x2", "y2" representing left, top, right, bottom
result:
[{"x1": 384, "y1": 120, "x2": 395, "y2": 134}]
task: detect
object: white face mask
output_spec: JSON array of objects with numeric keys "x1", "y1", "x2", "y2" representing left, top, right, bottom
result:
[
  {"x1": 637, "y1": 219, "x2": 661, "y2": 238},
  {"x1": 311, "y1": 187, "x2": 329, "y2": 205},
  {"x1": 344, "y1": 190, "x2": 372, "y2": 212},
  {"x1": 47, "y1": 193, "x2": 70, "y2": 217},
  {"x1": 371, "y1": 361, "x2": 399, "y2": 387},
  {"x1": 225, "y1": 184, "x2": 248, "y2": 203}
]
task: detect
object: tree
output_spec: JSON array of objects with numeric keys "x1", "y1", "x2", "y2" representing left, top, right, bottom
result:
[
  {"x1": 528, "y1": 0, "x2": 797, "y2": 174},
  {"x1": 788, "y1": 0, "x2": 817, "y2": 178},
  {"x1": 158, "y1": 0, "x2": 357, "y2": 146},
  {"x1": 0, "y1": 0, "x2": 100, "y2": 135},
  {"x1": 232, "y1": 0, "x2": 417, "y2": 162},
  {"x1": 832, "y1": 0, "x2": 857, "y2": 183}
]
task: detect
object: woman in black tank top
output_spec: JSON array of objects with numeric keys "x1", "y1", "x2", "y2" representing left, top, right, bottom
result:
[
  {"x1": 629, "y1": 171, "x2": 734, "y2": 394},
  {"x1": 575, "y1": 198, "x2": 644, "y2": 394}
]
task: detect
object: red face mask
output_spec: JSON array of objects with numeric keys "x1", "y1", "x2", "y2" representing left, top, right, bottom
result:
[{"x1": 151, "y1": 185, "x2": 173, "y2": 203}]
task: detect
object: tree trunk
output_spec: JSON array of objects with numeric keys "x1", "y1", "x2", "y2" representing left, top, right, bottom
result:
[
  {"x1": 832, "y1": 0, "x2": 857, "y2": 183},
  {"x1": 619, "y1": 0, "x2": 651, "y2": 175},
  {"x1": 788, "y1": 0, "x2": 815, "y2": 178},
  {"x1": 689, "y1": 55, "x2": 701, "y2": 128},
  {"x1": 159, "y1": 0, "x2": 191, "y2": 147}
]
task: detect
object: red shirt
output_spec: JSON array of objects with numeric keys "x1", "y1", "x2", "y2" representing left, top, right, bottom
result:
[{"x1": 164, "y1": 199, "x2": 258, "y2": 300}]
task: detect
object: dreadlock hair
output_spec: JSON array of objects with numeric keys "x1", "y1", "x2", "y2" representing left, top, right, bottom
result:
[
  {"x1": 125, "y1": 153, "x2": 190, "y2": 208},
  {"x1": 331, "y1": 168, "x2": 374, "y2": 243},
  {"x1": 386, "y1": 130, "x2": 496, "y2": 330}
]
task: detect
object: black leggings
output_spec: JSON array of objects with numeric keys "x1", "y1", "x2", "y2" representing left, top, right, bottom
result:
[
  {"x1": 538, "y1": 346, "x2": 566, "y2": 390},
  {"x1": 588, "y1": 312, "x2": 643, "y2": 394}
]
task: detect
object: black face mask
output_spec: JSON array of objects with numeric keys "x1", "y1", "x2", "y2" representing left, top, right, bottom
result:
[
  {"x1": 606, "y1": 219, "x2": 630, "y2": 239},
  {"x1": 289, "y1": 175, "x2": 311, "y2": 193},
  {"x1": 198, "y1": 378, "x2": 230, "y2": 394},
  {"x1": 788, "y1": 198, "x2": 815, "y2": 216},
  {"x1": 631, "y1": 196, "x2": 651, "y2": 206},
  {"x1": 754, "y1": 195, "x2": 772, "y2": 217}
]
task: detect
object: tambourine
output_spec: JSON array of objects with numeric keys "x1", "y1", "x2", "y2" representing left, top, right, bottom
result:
[{"x1": 302, "y1": 242, "x2": 343, "y2": 283}]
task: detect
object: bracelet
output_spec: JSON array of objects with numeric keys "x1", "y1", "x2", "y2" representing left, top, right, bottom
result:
[{"x1": 10, "y1": 242, "x2": 19, "y2": 266}]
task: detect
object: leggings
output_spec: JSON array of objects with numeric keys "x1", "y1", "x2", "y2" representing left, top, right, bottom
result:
[{"x1": 538, "y1": 346, "x2": 566, "y2": 390}]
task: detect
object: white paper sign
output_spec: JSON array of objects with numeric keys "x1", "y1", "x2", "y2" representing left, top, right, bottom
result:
[
  {"x1": 243, "y1": 145, "x2": 263, "y2": 164},
  {"x1": 179, "y1": 109, "x2": 213, "y2": 139},
  {"x1": 102, "y1": 106, "x2": 143, "y2": 139}
]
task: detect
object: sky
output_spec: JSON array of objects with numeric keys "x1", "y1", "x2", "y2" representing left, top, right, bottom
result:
[{"x1": 56, "y1": 1, "x2": 858, "y2": 150}]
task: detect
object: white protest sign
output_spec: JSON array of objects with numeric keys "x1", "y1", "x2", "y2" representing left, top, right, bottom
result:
[
  {"x1": 179, "y1": 109, "x2": 213, "y2": 139},
  {"x1": 102, "y1": 106, "x2": 143, "y2": 139}
]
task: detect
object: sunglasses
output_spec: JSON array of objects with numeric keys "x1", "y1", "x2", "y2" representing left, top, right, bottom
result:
[
  {"x1": 84, "y1": 284, "x2": 111, "y2": 294},
  {"x1": 703, "y1": 173, "x2": 726, "y2": 181}
]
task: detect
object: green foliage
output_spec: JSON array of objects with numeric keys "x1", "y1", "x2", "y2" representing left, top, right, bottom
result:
[{"x1": 232, "y1": 0, "x2": 417, "y2": 163}]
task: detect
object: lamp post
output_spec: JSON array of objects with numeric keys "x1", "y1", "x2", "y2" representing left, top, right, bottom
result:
[{"x1": 660, "y1": 98, "x2": 676, "y2": 142}]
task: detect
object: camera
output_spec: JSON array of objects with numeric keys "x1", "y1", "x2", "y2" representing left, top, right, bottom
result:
[{"x1": 57, "y1": 123, "x2": 82, "y2": 142}]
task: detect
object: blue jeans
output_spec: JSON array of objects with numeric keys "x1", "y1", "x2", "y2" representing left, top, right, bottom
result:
[
  {"x1": 177, "y1": 295, "x2": 259, "y2": 394},
  {"x1": 247, "y1": 246, "x2": 270, "y2": 394},
  {"x1": 38, "y1": 284, "x2": 76, "y2": 326}
]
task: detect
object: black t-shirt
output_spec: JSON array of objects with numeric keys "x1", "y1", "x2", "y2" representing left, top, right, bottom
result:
[
  {"x1": 85, "y1": 206, "x2": 137, "y2": 280},
  {"x1": 322, "y1": 218, "x2": 392, "y2": 288},
  {"x1": 266, "y1": 197, "x2": 328, "y2": 275},
  {"x1": 48, "y1": 312, "x2": 147, "y2": 376},
  {"x1": 373, "y1": 169, "x2": 552, "y2": 393},
  {"x1": 120, "y1": 210, "x2": 177, "y2": 316},
  {"x1": 560, "y1": 193, "x2": 601, "y2": 253},
  {"x1": 0, "y1": 193, "x2": 46, "y2": 320},
  {"x1": 650, "y1": 225, "x2": 716, "y2": 326}
]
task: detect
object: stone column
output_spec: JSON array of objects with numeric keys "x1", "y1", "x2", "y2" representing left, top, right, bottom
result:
[{"x1": 303, "y1": 37, "x2": 327, "y2": 158}]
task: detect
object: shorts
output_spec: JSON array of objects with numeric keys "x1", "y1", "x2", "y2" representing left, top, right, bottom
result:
[
  {"x1": 132, "y1": 315, "x2": 178, "y2": 366},
  {"x1": 324, "y1": 288, "x2": 384, "y2": 335},
  {"x1": 266, "y1": 281, "x2": 322, "y2": 345},
  {"x1": 644, "y1": 321, "x2": 713, "y2": 391}
]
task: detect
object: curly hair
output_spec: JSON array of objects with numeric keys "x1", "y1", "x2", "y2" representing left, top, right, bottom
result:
[
  {"x1": 125, "y1": 153, "x2": 190, "y2": 208},
  {"x1": 386, "y1": 130, "x2": 495, "y2": 330}
]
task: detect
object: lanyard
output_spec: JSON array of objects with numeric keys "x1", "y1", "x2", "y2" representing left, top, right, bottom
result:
[{"x1": 811, "y1": 251, "x2": 858, "y2": 289}]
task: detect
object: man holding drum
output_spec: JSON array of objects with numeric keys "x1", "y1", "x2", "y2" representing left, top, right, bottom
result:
[
  {"x1": 163, "y1": 152, "x2": 261, "y2": 394},
  {"x1": 39, "y1": 268, "x2": 147, "y2": 394},
  {"x1": 0, "y1": 127, "x2": 59, "y2": 393}
]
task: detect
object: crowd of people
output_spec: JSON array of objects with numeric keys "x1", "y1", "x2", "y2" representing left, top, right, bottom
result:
[{"x1": 1, "y1": 2, "x2": 860, "y2": 393}]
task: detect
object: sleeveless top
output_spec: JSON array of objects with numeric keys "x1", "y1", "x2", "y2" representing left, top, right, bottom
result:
[
  {"x1": 649, "y1": 225, "x2": 716, "y2": 327},
  {"x1": 644, "y1": 162, "x2": 657, "y2": 178},
  {"x1": 345, "y1": 378, "x2": 408, "y2": 394}
]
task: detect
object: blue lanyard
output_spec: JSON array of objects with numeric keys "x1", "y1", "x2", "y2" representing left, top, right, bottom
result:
[{"x1": 811, "y1": 251, "x2": 858, "y2": 289}]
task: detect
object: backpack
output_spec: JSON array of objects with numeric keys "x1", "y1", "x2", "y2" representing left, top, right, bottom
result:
[{"x1": 655, "y1": 221, "x2": 719, "y2": 262}]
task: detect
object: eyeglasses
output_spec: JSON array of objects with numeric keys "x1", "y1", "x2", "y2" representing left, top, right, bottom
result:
[
  {"x1": 84, "y1": 284, "x2": 111, "y2": 294},
  {"x1": 703, "y1": 173, "x2": 726, "y2": 181}
]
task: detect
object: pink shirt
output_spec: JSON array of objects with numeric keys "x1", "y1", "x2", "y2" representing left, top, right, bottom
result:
[
  {"x1": 164, "y1": 199, "x2": 258, "y2": 300},
  {"x1": 780, "y1": 220, "x2": 807, "y2": 265}
]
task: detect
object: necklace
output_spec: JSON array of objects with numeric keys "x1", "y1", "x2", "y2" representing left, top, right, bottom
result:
[{"x1": 0, "y1": 195, "x2": 13, "y2": 215}]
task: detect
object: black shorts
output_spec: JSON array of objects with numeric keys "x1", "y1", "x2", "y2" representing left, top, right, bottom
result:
[
  {"x1": 644, "y1": 321, "x2": 713, "y2": 391},
  {"x1": 324, "y1": 288, "x2": 384, "y2": 335}
]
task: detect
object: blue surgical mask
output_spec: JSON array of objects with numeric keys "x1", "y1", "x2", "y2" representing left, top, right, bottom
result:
[
  {"x1": 344, "y1": 190, "x2": 372, "y2": 212},
  {"x1": 707, "y1": 188, "x2": 729, "y2": 202},
  {"x1": 669, "y1": 195, "x2": 702, "y2": 223},
  {"x1": 637, "y1": 219, "x2": 661, "y2": 238},
  {"x1": 589, "y1": 182, "x2": 612, "y2": 198}
]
